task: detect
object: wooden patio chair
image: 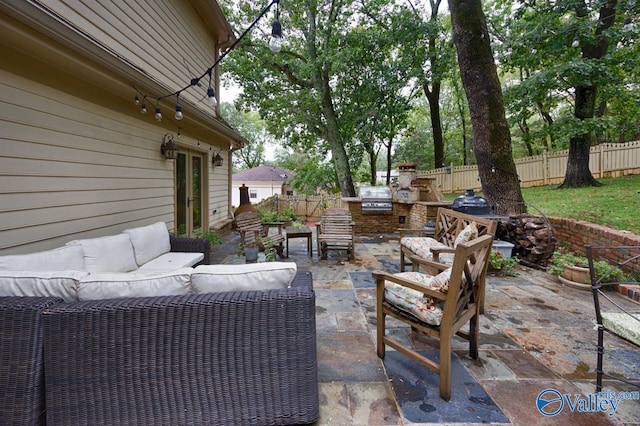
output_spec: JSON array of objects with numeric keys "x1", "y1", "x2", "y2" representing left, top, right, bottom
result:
[
  {"x1": 373, "y1": 234, "x2": 494, "y2": 401},
  {"x1": 316, "y1": 208, "x2": 355, "y2": 260},
  {"x1": 235, "y1": 211, "x2": 286, "y2": 258},
  {"x1": 399, "y1": 208, "x2": 497, "y2": 272}
]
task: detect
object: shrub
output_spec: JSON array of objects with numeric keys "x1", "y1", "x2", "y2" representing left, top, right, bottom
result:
[{"x1": 548, "y1": 251, "x2": 627, "y2": 283}]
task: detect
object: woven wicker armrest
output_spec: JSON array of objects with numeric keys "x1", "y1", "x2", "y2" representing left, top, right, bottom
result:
[
  {"x1": 0, "y1": 296, "x2": 63, "y2": 426},
  {"x1": 169, "y1": 235, "x2": 210, "y2": 265},
  {"x1": 41, "y1": 279, "x2": 318, "y2": 426}
]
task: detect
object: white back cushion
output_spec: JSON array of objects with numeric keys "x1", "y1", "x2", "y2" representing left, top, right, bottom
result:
[
  {"x1": 191, "y1": 262, "x2": 297, "y2": 293},
  {"x1": 123, "y1": 222, "x2": 171, "y2": 266},
  {"x1": 0, "y1": 245, "x2": 85, "y2": 271},
  {"x1": 67, "y1": 234, "x2": 138, "y2": 273},
  {"x1": 76, "y1": 268, "x2": 194, "y2": 301},
  {"x1": 0, "y1": 270, "x2": 88, "y2": 301}
]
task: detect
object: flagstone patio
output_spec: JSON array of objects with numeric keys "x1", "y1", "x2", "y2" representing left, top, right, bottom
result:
[{"x1": 211, "y1": 228, "x2": 640, "y2": 425}]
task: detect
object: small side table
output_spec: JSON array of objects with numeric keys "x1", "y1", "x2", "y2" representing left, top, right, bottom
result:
[{"x1": 285, "y1": 226, "x2": 312, "y2": 257}]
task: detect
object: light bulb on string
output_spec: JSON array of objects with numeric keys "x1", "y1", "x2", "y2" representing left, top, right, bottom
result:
[
  {"x1": 140, "y1": 101, "x2": 147, "y2": 114},
  {"x1": 571, "y1": 37, "x2": 580, "y2": 48},
  {"x1": 269, "y1": 19, "x2": 282, "y2": 53},
  {"x1": 134, "y1": 95, "x2": 140, "y2": 105},
  {"x1": 175, "y1": 94, "x2": 183, "y2": 120},
  {"x1": 207, "y1": 86, "x2": 217, "y2": 108},
  {"x1": 155, "y1": 106, "x2": 162, "y2": 122}
]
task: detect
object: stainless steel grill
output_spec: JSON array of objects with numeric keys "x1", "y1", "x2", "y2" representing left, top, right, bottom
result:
[{"x1": 358, "y1": 186, "x2": 393, "y2": 213}]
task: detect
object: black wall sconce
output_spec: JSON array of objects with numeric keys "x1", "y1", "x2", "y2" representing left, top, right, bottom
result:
[
  {"x1": 161, "y1": 134, "x2": 178, "y2": 159},
  {"x1": 212, "y1": 151, "x2": 224, "y2": 167}
]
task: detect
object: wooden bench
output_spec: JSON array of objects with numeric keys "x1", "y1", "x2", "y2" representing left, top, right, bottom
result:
[
  {"x1": 399, "y1": 208, "x2": 497, "y2": 272},
  {"x1": 235, "y1": 211, "x2": 285, "y2": 257},
  {"x1": 316, "y1": 208, "x2": 355, "y2": 260}
]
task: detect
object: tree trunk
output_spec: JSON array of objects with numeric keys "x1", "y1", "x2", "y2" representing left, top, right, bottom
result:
[
  {"x1": 448, "y1": 0, "x2": 525, "y2": 214},
  {"x1": 559, "y1": 0, "x2": 616, "y2": 188},
  {"x1": 424, "y1": 82, "x2": 445, "y2": 168},
  {"x1": 320, "y1": 70, "x2": 356, "y2": 197}
]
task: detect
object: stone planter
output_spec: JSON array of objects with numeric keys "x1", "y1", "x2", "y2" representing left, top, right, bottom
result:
[{"x1": 558, "y1": 264, "x2": 591, "y2": 290}]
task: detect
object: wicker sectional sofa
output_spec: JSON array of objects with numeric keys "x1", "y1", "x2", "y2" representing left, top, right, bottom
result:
[{"x1": 0, "y1": 223, "x2": 319, "y2": 425}]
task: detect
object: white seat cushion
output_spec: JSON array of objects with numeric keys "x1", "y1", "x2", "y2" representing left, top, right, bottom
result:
[
  {"x1": 67, "y1": 234, "x2": 138, "y2": 273},
  {"x1": 135, "y1": 252, "x2": 204, "y2": 272},
  {"x1": 0, "y1": 245, "x2": 85, "y2": 271},
  {"x1": 600, "y1": 312, "x2": 640, "y2": 346},
  {"x1": 76, "y1": 268, "x2": 194, "y2": 300},
  {"x1": 191, "y1": 262, "x2": 297, "y2": 293},
  {"x1": 123, "y1": 222, "x2": 172, "y2": 266},
  {"x1": 0, "y1": 270, "x2": 88, "y2": 301}
]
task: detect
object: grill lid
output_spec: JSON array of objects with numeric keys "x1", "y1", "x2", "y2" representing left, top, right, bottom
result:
[
  {"x1": 358, "y1": 186, "x2": 391, "y2": 200},
  {"x1": 451, "y1": 189, "x2": 491, "y2": 215}
]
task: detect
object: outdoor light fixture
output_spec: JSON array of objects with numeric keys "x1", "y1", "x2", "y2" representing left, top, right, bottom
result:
[
  {"x1": 161, "y1": 133, "x2": 179, "y2": 159},
  {"x1": 212, "y1": 151, "x2": 224, "y2": 167},
  {"x1": 571, "y1": 37, "x2": 580, "y2": 48}
]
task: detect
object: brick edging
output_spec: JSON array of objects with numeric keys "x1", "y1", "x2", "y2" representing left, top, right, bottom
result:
[{"x1": 547, "y1": 216, "x2": 640, "y2": 299}]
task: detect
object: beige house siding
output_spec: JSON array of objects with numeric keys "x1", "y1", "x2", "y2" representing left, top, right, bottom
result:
[
  {"x1": 0, "y1": 1, "x2": 240, "y2": 255},
  {"x1": 37, "y1": 0, "x2": 226, "y2": 113}
]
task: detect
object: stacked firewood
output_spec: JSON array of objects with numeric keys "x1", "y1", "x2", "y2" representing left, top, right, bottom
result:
[{"x1": 496, "y1": 214, "x2": 557, "y2": 268}]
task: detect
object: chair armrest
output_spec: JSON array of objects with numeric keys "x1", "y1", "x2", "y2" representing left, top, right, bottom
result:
[
  {"x1": 372, "y1": 270, "x2": 446, "y2": 301},
  {"x1": 407, "y1": 253, "x2": 450, "y2": 273},
  {"x1": 169, "y1": 235, "x2": 210, "y2": 265}
]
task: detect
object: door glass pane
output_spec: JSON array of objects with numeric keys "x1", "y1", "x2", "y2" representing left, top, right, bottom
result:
[
  {"x1": 192, "y1": 155, "x2": 202, "y2": 233},
  {"x1": 176, "y1": 153, "x2": 187, "y2": 236}
]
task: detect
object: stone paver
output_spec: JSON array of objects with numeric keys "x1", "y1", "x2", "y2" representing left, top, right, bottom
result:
[{"x1": 211, "y1": 229, "x2": 640, "y2": 425}]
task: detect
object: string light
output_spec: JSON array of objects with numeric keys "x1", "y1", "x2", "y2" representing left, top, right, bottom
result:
[
  {"x1": 174, "y1": 94, "x2": 183, "y2": 120},
  {"x1": 132, "y1": 0, "x2": 282, "y2": 122},
  {"x1": 155, "y1": 101, "x2": 162, "y2": 122}
]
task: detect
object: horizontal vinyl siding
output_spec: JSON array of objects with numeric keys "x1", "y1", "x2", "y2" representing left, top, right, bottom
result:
[
  {"x1": 40, "y1": 0, "x2": 219, "y2": 109},
  {"x1": 209, "y1": 151, "x2": 229, "y2": 221},
  {"x1": 0, "y1": 68, "x2": 175, "y2": 254}
]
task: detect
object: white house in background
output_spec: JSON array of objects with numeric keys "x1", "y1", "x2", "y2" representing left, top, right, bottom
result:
[
  {"x1": 232, "y1": 165, "x2": 294, "y2": 207},
  {"x1": 0, "y1": 1, "x2": 249, "y2": 254}
]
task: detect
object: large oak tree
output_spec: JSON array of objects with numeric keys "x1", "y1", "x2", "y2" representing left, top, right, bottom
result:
[{"x1": 448, "y1": 0, "x2": 525, "y2": 214}]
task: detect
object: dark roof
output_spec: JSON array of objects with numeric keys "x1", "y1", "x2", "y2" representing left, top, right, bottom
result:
[{"x1": 232, "y1": 165, "x2": 293, "y2": 183}]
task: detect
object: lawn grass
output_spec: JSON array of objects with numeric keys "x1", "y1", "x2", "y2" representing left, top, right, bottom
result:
[{"x1": 520, "y1": 174, "x2": 640, "y2": 235}]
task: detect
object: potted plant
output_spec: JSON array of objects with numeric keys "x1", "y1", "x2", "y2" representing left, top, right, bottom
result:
[
  {"x1": 548, "y1": 250, "x2": 627, "y2": 289},
  {"x1": 488, "y1": 250, "x2": 520, "y2": 277}
]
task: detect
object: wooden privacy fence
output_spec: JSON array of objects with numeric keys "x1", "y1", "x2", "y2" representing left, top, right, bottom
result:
[
  {"x1": 257, "y1": 194, "x2": 346, "y2": 221},
  {"x1": 419, "y1": 140, "x2": 640, "y2": 194}
]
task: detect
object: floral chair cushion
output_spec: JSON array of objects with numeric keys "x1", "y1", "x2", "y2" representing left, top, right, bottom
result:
[
  {"x1": 384, "y1": 268, "x2": 452, "y2": 326},
  {"x1": 454, "y1": 222, "x2": 478, "y2": 247},
  {"x1": 400, "y1": 237, "x2": 454, "y2": 265}
]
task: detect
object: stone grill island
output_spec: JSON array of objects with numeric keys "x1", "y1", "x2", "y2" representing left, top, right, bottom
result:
[{"x1": 345, "y1": 163, "x2": 450, "y2": 234}]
